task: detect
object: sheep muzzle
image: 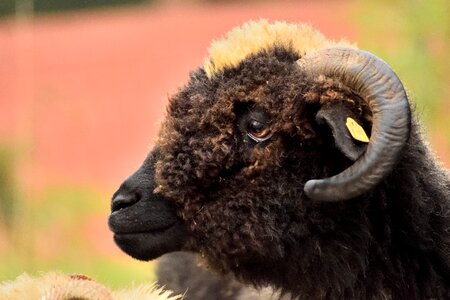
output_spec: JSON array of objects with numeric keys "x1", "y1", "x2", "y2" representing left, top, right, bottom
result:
[{"x1": 108, "y1": 149, "x2": 187, "y2": 261}]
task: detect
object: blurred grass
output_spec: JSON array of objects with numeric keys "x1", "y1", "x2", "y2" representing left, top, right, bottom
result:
[
  {"x1": 0, "y1": 174, "x2": 157, "y2": 288},
  {"x1": 0, "y1": 253, "x2": 156, "y2": 289}
]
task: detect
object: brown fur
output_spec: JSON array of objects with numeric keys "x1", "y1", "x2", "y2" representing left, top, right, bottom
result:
[
  {"x1": 110, "y1": 20, "x2": 450, "y2": 299},
  {"x1": 151, "y1": 21, "x2": 450, "y2": 299}
]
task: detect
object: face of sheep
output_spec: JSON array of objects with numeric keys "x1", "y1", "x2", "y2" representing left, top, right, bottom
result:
[
  {"x1": 108, "y1": 46, "x2": 410, "y2": 282},
  {"x1": 109, "y1": 48, "x2": 312, "y2": 262}
]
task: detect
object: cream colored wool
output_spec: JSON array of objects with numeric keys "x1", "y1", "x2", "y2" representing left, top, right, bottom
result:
[
  {"x1": 204, "y1": 19, "x2": 353, "y2": 78},
  {"x1": 0, "y1": 272, "x2": 181, "y2": 300}
]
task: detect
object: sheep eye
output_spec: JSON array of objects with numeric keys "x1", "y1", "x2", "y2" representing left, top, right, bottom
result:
[{"x1": 247, "y1": 119, "x2": 272, "y2": 142}]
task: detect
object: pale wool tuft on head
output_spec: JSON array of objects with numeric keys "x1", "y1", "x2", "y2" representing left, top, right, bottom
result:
[{"x1": 204, "y1": 19, "x2": 353, "y2": 78}]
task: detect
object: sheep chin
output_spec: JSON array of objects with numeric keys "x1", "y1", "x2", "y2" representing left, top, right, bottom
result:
[{"x1": 113, "y1": 222, "x2": 187, "y2": 261}]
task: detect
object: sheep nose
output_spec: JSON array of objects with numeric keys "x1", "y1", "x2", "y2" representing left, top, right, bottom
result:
[{"x1": 111, "y1": 192, "x2": 140, "y2": 213}]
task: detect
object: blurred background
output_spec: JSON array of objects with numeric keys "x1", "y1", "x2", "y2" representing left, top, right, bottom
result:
[{"x1": 0, "y1": 0, "x2": 448, "y2": 289}]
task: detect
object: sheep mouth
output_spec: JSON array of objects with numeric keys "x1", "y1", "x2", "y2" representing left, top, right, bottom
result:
[
  {"x1": 109, "y1": 218, "x2": 177, "y2": 235},
  {"x1": 112, "y1": 221, "x2": 187, "y2": 261},
  {"x1": 108, "y1": 196, "x2": 188, "y2": 261}
]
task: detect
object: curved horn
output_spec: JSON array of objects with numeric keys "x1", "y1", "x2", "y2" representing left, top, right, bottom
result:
[{"x1": 297, "y1": 47, "x2": 411, "y2": 201}]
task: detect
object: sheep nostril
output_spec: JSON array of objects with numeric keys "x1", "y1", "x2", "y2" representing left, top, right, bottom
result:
[{"x1": 111, "y1": 192, "x2": 139, "y2": 212}]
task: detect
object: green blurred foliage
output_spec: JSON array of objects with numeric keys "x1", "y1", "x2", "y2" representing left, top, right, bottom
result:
[
  {"x1": 0, "y1": 0, "x2": 152, "y2": 17},
  {"x1": 0, "y1": 183, "x2": 156, "y2": 288},
  {"x1": 354, "y1": 0, "x2": 450, "y2": 133},
  {"x1": 0, "y1": 146, "x2": 17, "y2": 230},
  {"x1": 0, "y1": 1, "x2": 15, "y2": 18}
]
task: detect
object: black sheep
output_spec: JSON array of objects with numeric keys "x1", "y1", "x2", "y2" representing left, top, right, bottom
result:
[{"x1": 108, "y1": 20, "x2": 450, "y2": 299}]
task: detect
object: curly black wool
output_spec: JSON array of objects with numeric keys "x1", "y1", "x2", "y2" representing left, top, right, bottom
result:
[
  {"x1": 105, "y1": 20, "x2": 450, "y2": 299},
  {"x1": 153, "y1": 44, "x2": 450, "y2": 299}
]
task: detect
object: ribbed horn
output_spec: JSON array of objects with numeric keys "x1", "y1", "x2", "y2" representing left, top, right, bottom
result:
[{"x1": 297, "y1": 47, "x2": 411, "y2": 201}]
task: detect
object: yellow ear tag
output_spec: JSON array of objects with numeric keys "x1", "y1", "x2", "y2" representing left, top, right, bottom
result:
[{"x1": 346, "y1": 117, "x2": 369, "y2": 143}]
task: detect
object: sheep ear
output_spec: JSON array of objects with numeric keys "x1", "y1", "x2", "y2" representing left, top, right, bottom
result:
[{"x1": 316, "y1": 102, "x2": 368, "y2": 161}]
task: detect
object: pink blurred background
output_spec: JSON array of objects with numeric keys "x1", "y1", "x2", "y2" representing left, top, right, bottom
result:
[{"x1": 0, "y1": 1, "x2": 358, "y2": 190}]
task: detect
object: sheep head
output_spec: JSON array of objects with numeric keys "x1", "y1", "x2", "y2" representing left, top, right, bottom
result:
[{"x1": 108, "y1": 20, "x2": 411, "y2": 290}]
